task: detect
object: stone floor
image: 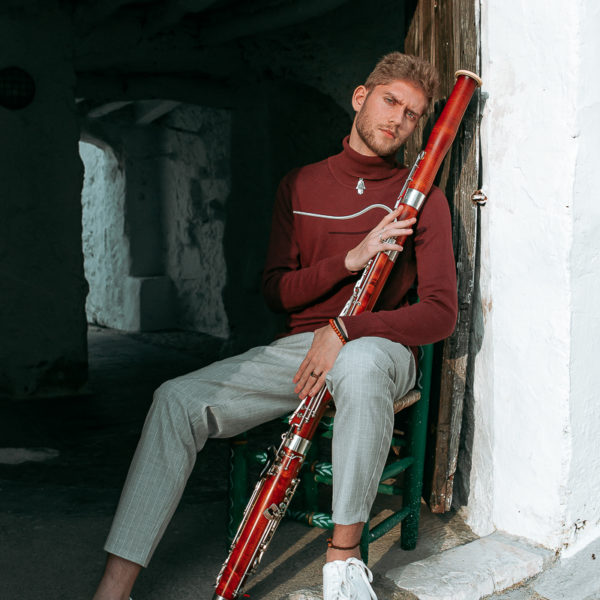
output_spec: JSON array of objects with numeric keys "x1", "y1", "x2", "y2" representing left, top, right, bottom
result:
[{"x1": 1, "y1": 326, "x2": 598, "y2": 600}]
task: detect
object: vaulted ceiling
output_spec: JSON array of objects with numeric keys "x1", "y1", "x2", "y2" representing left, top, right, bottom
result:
[{"x1": 34, "y1": 0, "x2": 407, "y2": 125}]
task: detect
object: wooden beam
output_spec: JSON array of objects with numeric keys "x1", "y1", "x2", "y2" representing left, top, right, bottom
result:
[
  {"x1": 87, "y1": 100, "x2": 133, "y2": 118},
  {"x1": 76, "y1": 72, "x2": 236, "y2": 108},
  {"x1": 143, "y1": 0, "x2": 220, "y2": 37},
  {"x1": 405, "y1": 0, "x2": 481, "y2": 514},
  {"x1": 73, "y1": 12, "x2": 245, "y2": 73},
  {"x1": 135, "y1": 100, "x2": 181, "y2": 124},
  {"x1": 195, "y1": 0, "x2": 350, "y2": 45},
  {"x1": 74, "y1": 0, "x2": 148, "y2": 32}
]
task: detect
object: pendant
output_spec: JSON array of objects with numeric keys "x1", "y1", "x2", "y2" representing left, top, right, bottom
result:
[{"x1": 356, "y1": 178, "x2": 366, "y2": 195}]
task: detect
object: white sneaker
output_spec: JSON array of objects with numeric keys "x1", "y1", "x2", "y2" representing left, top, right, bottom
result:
[{"x1": 322, "y1": 557, "x2": 377, "y2": 600}]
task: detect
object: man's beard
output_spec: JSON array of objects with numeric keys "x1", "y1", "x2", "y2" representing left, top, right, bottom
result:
[{"x1": 355, "y1": 109, "x2": 404, "y2": 158}]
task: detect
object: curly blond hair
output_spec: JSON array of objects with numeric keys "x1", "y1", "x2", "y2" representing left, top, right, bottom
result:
[{"x1": 365, "y1": 52, "x2": 439, "y2": 101}]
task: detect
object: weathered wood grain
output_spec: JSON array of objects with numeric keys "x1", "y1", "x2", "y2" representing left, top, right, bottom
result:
[{"x1": 405, "y1": 0, "x2": 480, "y2": 513}]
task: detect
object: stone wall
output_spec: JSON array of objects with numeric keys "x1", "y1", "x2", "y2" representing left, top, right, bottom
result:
[
  {"x1": 80, "y1": 141, "x2": 129, "y2": 329},
  {"x1": 0, "y1": 0, "x2": 406, "y2": 388},
  {"x1": 161, "y1": 105, "x2": 231, "y2": 338},
  {"x1": 0, "y1": 3, "x2": 87, "y2": 396}
]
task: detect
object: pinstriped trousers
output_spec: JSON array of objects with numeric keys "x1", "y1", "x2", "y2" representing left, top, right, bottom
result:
[{"x1": 104, "y1": 332, "x2": 416, "y2": 567}]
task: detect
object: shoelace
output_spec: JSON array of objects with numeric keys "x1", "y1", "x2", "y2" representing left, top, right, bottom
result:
[{"x1": 337, "y1": 557, "x2": 377, "y2": 600}]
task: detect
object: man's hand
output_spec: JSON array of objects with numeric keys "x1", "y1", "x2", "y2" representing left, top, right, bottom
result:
[
  {"x1": 345, "y1": 207, "x2": 416, "y2": 273},
  {"x1": 293, "y1": 324, "x2": 344, "y2": 399}
]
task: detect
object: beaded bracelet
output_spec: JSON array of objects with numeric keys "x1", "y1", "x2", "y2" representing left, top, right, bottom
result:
[{"x1": 329, "y1": 318, "x2": 348, "y2": 345}]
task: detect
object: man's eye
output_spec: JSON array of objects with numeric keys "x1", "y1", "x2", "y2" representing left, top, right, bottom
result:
[
  {"x1": 384, "y1": 97, "x2": 394, "y2": 104},
  {"x1": 407, "y1": 111, "x2": 417, "y2": 120}
]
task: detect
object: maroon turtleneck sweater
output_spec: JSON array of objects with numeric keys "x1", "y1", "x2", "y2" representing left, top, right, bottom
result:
[{"x1": 262, "y1": 136, "x2": 457, "y2": 348}]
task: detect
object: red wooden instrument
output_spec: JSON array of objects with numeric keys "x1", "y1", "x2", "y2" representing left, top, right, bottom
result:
[{"x1": 213, "y1": 69, "x2": 482, "y2": 600}]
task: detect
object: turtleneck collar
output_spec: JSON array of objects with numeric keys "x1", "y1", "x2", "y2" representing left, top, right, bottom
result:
[{"x1": 328, "y1": 135, "x2": 399, "y2": 188}]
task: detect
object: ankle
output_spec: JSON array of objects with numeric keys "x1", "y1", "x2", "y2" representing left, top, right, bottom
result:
[
  {"x1": 326, "y1": 536, "x2": 361, "y2": 563},
  {"x1": 93, "y1": 554, "x2": 140, "y2": 600},
  {"x1": 326, "y1": 547, "x2": 361, "y2": 563},
  {"x1": 92, "y1": 582, "x2": 131, "y2": 600}
]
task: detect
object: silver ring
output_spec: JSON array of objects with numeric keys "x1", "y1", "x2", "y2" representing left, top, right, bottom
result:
[{"x1": 310, "y1": 371, "x2": 320, "y2": 378}]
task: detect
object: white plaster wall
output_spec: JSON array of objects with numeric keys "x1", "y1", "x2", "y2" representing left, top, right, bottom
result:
[
  {"x1": 80, "y1": 141, "x2": 129, "y2": 329},
  {"x1": 462, "y1": 200, "x2": 495, "y2": 536},
  {"x1": 563, "y1": 0, "x2": 600, "y2": 556},
  {"x1": 161, "y1": 105, "x2": 231, "y2": 338},
  {"x1": 467, "y1": 0, "x2": 579, "y2": 548}
]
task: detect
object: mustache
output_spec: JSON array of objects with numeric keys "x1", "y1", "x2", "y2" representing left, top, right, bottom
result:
[{"x1": 380, "y1": 127, "x2": 397, "y2": 138}]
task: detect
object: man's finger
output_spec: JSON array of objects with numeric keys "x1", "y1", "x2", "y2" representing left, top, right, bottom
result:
[
  {"x1": 378, "y1": 209, "x2": 401, "y2": 228},
  {"x1": 382, "y1": 242, "x2": 405, "y2": 253},
  {"x1": 293, "y1": 356, "x2": 311, "y2": 383},
  {"x1": 295, "y1": 360, "x2": 322, "y2": 394},
  {"x1": 308, "y1": 373, "x2": 327, "y2": 397},
  {"x1": 376, "y1": 216, "x2": 416, "y2": 239},
  {"x1": 385, "y1": 226, "x2": 414, "y2": 239}
]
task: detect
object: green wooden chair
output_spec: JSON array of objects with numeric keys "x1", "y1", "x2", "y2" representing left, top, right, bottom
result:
[{"x1": 227, "y1": 343, "x2": 434, "y2": 564}]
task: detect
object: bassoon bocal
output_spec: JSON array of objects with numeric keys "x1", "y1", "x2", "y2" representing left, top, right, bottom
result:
[{"x1": 213, "y1": 69, "x2": 482, "y2": 600}]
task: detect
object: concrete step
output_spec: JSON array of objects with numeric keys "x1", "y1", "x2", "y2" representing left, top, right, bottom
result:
[
  {"x1": 280, "y1": 533, "x2": 553, "y2": 600},
  {"x1": 489, "y1": 535, "x2": 600, "y2": 600},
  {"x1": 386, "y1": 532, "x2": 553, "y2": 600}
]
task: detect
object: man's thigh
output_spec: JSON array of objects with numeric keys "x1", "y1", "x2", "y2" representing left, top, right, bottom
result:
[{"x1": 157, "y1": 332, "x2": 313, "y2": 439}]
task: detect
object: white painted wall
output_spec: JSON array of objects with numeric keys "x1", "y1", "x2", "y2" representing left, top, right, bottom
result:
[
  {"x1": 464, "y1": 0, "x2": 600, "y2": 552},
  {"x1": 563, "y1": 0, "x2": 600, "y2": 556}
]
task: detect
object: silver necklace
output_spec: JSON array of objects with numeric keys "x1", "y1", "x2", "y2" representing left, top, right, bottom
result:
[{"x1": 356, "y1": 178, "x2": 366, "y2": 195}]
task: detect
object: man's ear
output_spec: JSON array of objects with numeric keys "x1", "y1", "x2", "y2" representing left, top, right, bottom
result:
[{"x1": 351, "y1": 85, "x2": 368, "y2": 112}]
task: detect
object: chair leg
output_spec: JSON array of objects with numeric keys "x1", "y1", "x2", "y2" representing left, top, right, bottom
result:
[
  {"x1": 360, "y1": 521, "x2": 370, "y2": 564},
  {"x1": 227, "y1": 433, "x2": 248, "y2": 543},
  {"x1": 400, "y1": 344, "x2": 433, "y2": 550}
]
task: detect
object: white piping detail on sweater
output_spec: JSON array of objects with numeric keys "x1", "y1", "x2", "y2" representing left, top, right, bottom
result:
[{"x1": 293, "y1": 204, "x2": 392, "y2": 220}]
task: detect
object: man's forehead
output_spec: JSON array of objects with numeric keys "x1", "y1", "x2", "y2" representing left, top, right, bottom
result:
[
  {"x1": 373, "y1": 79, "x2": 424, "y2": 93},
  {"x1": 371, "y1": 80, "x2": 429, "y2": 109}
]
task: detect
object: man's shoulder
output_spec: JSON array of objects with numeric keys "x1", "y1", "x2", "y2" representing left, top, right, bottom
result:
[
  {"x1": 420, "y1": 185, "x2": 452, "y2": 226},
  {"x1": 427, "y1": 185, "x2": 448, "y2": 204}
]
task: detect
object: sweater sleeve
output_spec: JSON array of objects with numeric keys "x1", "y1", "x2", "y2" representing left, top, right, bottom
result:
[
  {"x1": 341, "y1": 188, "x2": 458, "y2": 346},
  {"x1": 262, "y1": 172, "x2": 354, "y2": 313}
]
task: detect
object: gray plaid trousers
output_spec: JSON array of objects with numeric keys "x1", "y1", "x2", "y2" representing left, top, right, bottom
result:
[{"x1": 104, "y1": 332, "x2": 415, "y2": 566}]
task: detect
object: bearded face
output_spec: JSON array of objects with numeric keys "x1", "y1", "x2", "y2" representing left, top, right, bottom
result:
[
  {"x1": 350, "y1": 81, "x2": 429, "y2": 158},
  {"x1": 354, "y1": 98, "x2": 406, "y2": 157}
]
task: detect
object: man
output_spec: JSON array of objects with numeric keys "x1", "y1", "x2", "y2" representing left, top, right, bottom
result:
[{"x1": 92, "y1": 52, "x2": 457, "y2": 600}]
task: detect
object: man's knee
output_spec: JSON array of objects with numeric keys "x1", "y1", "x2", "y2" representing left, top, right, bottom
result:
[
  {"x1": 330, "y1": 337, "x2": 397, "y2": 383},
  {"x1": 151, "y1": 378, "x2": 201, "y2": 421},
  {"x1": 326, "y1": 336, "x2": 414, "y2": 409}
]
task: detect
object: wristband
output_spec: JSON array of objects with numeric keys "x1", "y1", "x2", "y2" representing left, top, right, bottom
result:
[{"x1": 329, "y1": 318, "x2": 348, "y2": 345}]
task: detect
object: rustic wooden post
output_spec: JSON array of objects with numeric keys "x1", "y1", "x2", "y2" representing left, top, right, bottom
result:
[{"x1": 405, "y1": 0, "x2": 481, "y2": 512}]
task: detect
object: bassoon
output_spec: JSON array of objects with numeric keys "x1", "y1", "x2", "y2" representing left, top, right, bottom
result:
[{"x1": 213, "y1": 69, "x2": 482, "y2": 600}]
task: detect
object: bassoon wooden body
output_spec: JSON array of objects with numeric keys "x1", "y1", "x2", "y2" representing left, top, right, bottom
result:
[{"x1": 213, "y1": 69, "x2": 482, "y2": 600}]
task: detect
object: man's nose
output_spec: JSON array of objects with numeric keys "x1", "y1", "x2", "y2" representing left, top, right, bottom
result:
[
  {"x1": 389, "y1": 107, "x2": 408, "y2": 126},
  {"x1": 388, "y1": 112, "x2": 405, "y2": 128}
]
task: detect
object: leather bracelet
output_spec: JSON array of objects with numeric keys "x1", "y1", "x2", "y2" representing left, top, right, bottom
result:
[
  {"x1": 329, "y1": 319, "x2": 347, "y2": 345},
  {"x1": 333, "y1": 317, "x2": 349, "y2": 343},
  {"x1": 327, "y1": 537, "x2": 360, "y2": 550}
]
